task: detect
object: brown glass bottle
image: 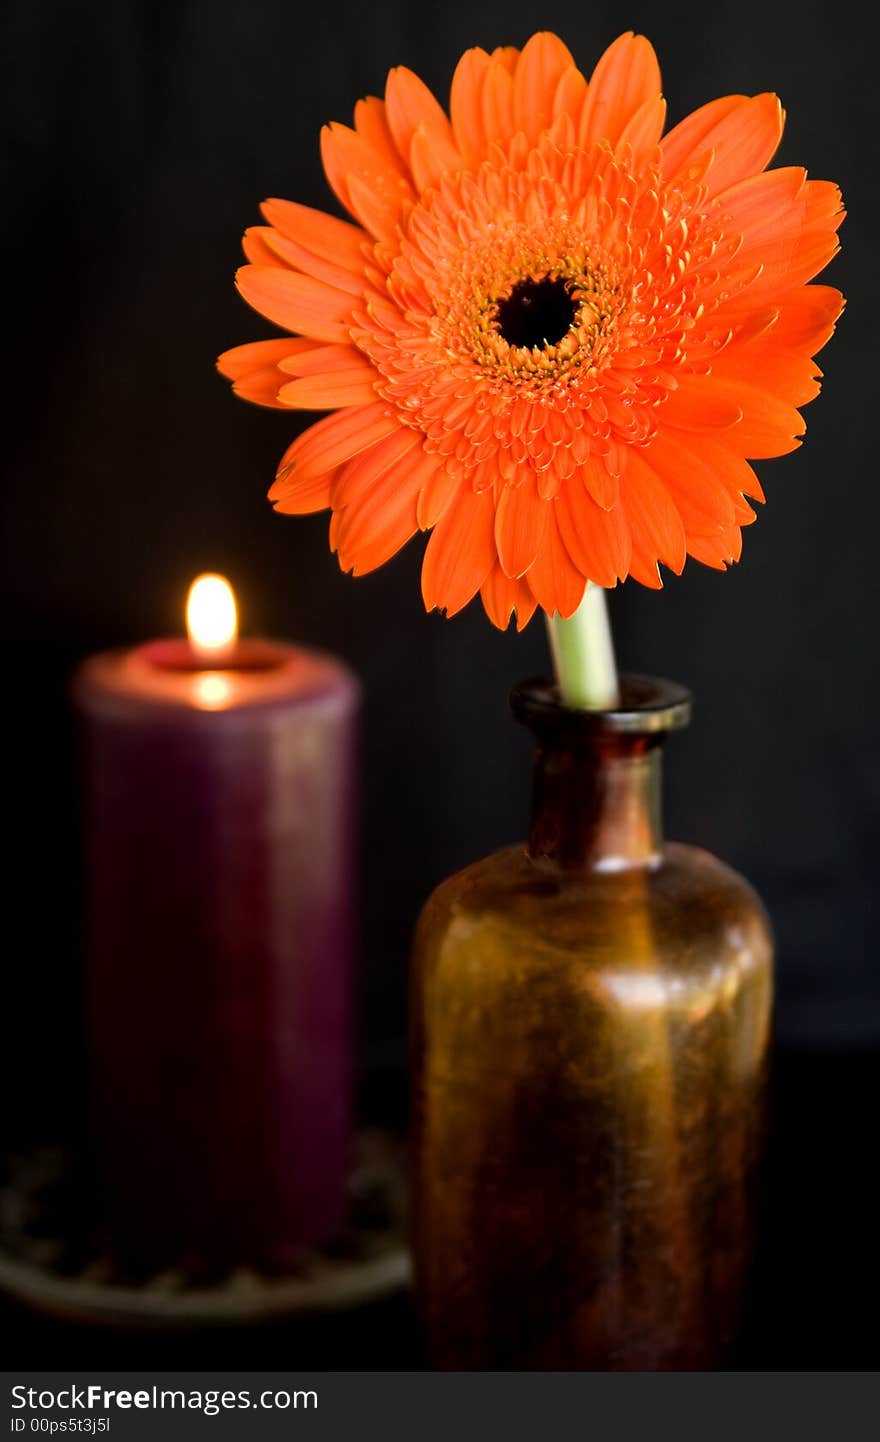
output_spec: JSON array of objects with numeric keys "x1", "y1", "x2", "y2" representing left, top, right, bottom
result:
[{"x1": 410, "y1": 676, "x2": 773, "y2": 1370}]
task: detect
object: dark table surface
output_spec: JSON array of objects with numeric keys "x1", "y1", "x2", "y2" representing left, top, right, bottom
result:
[{"x1": 2, "y1": 1050, "x2": 878, "y2": 1372}]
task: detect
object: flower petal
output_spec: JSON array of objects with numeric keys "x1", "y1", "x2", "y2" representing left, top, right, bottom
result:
[
  {"x1": 770, "y1": 285, "x2": 845, "y2": 352},
  {"x1": 491, "y1": 46, "x2": 520, "y2": 76},
  {"x1": 385, "y1": 66, "x2": 457, "y2": 169},
  {"x1": 217, "y1": 337, "x2": 317, "y2": 408},
  {"x1": 217, "y1": 338, "x2": 315, "y2": 381},
  {"x1": 242, "y1": 228, "x2": 284, "y2": 266},
  {"x1": 583, "y1": 455, "x2": 620, "y2": 510},
  {"x1": 552, "y1": 66, "x2": 589, "y2": 131},
  {"x1": 353, "y1": 96, "x2": 410, "y2": 178},
  {"x1": 278, "y1": 343, "x2": 376, "y2": 378},
  {"x1": 713, "y1": 342, "x2": 822, "y2": 408},
  {"x1": 422, "y1": 485, "x2": 496, "y2": 615},
  {"x1": 513, "y1": 32, "x2": 576, "y2": 144},
  {"x1": 660, "y1": 94, "x2": 741, "y2": 179},
  {"x1": 332, "y1": 426, "x2": 420, "y2": 508},
  {"x1": 556, "y1": 479, "x2": 631, "y2": 586},
  {"x1": 617, "y1": 94, "x2": 666, "y2": 163},
  {"x1": 268, "y1": 469, "x2": 334, "y2": 515},
  {"x1": 410, "y1": 124, "x2": 466, "y2": 194},
  {"x1": 269, "y1": 403, "x2": 402, "y2": 511},
  {"x1": 224, "y1": 369, "x2": 290, "y2": 408},
  {"x1": 346, "y1": 172, "x2": 410, "y2": 242},
  {"x1": 687, "y1": 524, "x2": 743, "y2": 570},
  {"x1": 417, "y1": 460, "x2": 461, "y2": 529},
  {"x1": 260, "y1": 198, "x2": 369, "y2": 272},
  {"x1": 480, "y1": 564, "x2": 538, "y2": 630},
  {"x1": 482, "y1": 58, "x2": 515, "y2": 149},
  {"x1": 256, "y1": 226, "x2": 365, "y2": 297},
  {"x1": 527, "y1": 507, "x2": 586, "y2": 617},
  {"x1": 579, "y1": 32, "x2": 662, "y2": 150},
  {"x1": 643, "y1": 429, "x2": 738, "y2": 531},
  {"x1": 706, "y1": 377, "x2": 806, "y2": 457},
  {"x1": 277, "y1": 372, "x2": 378, "y2": 409},
  {"x1": 721, "y1": 177, "x2": 844, "y2": 305},
  {"x1": 495, "y1": 474, "x2": 548, "y2": 578},
  {"x1": 694, "y1": 440, "x2": 765, "y2": 509},
  {"x1": 320, "y1": 122, "x2": 414, "y2": 233},
  {"x1": 334, "y1": 440, "x2": 426, "y2": 574},
  {"x1": 622, "y1": 450, "x2": 687, "y2": 579},
  {"x1": 661, "y1": 375, "x2": 744, "y2": 431},
  {"x1": 235, "y1": 265, "x2": 353, "y2": 343},
  {"x1": 449, "y1": 47, "x2": 491, "y2": 163},
  {"x1": 661, "y1": 93, "x2": 784, "y2": 196}
]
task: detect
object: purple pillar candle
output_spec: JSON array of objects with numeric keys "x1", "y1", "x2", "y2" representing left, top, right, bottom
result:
[{"x1": 72, "y1": 578, "x2": 359, "y2": 1270}]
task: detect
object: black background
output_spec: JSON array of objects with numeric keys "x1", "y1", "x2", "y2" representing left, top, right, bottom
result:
[{"x1": 2, "y1": 0, "x2": 878, "y2": 1367}]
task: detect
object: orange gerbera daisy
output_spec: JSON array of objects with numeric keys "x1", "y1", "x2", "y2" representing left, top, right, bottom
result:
[{"x1": 219, "y1": 31, "x2": 844, "y2": 630}]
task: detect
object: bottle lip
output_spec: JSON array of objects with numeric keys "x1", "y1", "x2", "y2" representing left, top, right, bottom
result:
[{"x1": 510, "y1": 673, "x2": 692, "y2": 737}]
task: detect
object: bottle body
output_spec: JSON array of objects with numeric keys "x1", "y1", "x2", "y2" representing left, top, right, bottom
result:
[{"x1": 410, "y1": 677, "x2": 773, "y2": 1370}]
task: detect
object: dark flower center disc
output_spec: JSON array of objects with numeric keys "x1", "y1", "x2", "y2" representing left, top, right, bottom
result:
[{"x1": 495, "y1": 277, "x2": 577, "y2": 349}]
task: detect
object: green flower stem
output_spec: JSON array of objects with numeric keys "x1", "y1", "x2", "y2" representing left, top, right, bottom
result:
[{"x1": 545, "y1": 583, "x2": 619, "y2": 711}]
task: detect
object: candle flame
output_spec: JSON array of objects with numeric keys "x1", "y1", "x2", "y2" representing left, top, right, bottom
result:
[{"x1": 186, "y1": 573, "x2": 238, "y2": 658}]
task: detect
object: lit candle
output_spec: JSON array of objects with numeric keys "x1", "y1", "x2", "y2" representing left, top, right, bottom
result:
[{"x1": 73, "y1": 576, "x2": 359, "y2": 1270}]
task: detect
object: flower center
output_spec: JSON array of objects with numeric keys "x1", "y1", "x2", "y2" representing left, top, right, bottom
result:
[{"x1": 494, "y1": 277, "x2": 577, "y2": 350}]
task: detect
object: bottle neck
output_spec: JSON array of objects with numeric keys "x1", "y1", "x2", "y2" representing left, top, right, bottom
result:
[{"x1": 528, "y1": 734, "x2": 664, "y2": 871}]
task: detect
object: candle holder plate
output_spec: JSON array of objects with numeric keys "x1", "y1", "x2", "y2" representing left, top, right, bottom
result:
[{"x1": 0, "y1": 1130, "x2": 409, "y2": 1329}]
